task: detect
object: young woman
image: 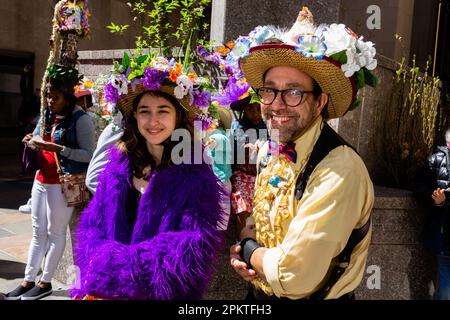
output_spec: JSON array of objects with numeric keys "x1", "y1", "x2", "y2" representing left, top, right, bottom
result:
[
  {"x1": 5, "y1": 80, "x2": 95, "y2": 300},
  {"x1": 71, "y1": 88, "x2": 225, "y2": 300}
]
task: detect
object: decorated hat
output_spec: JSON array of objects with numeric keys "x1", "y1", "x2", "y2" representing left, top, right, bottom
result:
[
  {"x1": 216, "y1": 105, "x2": 233, "y2": 130},
  {"x1": 74, "y1": 77, "x2": 93, "y2": 98},
  {"x1": 39, "y1": 0, "x2": 90, "y2": 135},
  {"x1": 230, "y1": 95, "x2": 253, "y2": 111},
  {"x1": 226, "y1": 6, "x2": 377, "y2": 119},
  {"x1": 103, "y1": 52, "x2": 224, "y2": 131},
  {"x1": 45, "y1": 0, "x2": 90, "y2": 90}
]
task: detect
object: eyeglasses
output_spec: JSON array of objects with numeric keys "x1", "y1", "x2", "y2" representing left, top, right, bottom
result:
[{"x1": 256, "y1": 87, "x2": 314, "y2": 107}]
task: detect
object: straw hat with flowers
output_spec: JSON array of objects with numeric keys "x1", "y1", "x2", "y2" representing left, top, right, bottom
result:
[{"x1": 225, "y1": 6, "x2": 378, "y2": 119}]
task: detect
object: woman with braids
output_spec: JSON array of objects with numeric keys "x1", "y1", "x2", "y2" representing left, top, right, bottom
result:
[
  {"x1": 71, "y1": 55, "x2": 227, "y2": 300},
  {"x1": 5, "y1": 76, "x2": 96, "y2": 300}
]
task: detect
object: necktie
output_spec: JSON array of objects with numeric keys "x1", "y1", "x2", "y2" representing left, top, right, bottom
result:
[{"x1": 268, "y1": 140, "x2": 297, "y2": 163}]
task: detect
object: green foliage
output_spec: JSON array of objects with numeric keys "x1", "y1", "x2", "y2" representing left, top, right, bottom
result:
[
  {"x1": 108, "y1": 0, "x2": 212, "y2": 60},
  {"x1": 106, "y1": 22, "x2": 129, "y2": 34},
  {"x1": 249, "y1": 88, "x2": 261, "y2": 105},
  {"x1": 47, "y1": 64, "x2": 80, "y2": 88},
  {"x1": 375, "y1": 55, "x2": 442, "y2": 189},
  {"x1": 330, "y1": 50, "x2": 347, "y2": 65}
]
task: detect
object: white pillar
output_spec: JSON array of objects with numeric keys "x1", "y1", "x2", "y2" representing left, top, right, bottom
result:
[{"x1": 210, "y1": 0, "x2": 227, "y2": 46}]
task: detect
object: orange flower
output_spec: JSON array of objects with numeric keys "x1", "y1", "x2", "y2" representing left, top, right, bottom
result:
[
  {"x1": 169, "y1": 72, "x2": 178, "y2": 82},
  {"x1": 216, "y1": 47, "x2": 230, "y2": 55},
  {"x1": 83, "y1": 79, "x2": 93, "y2": 88},
  {"x1": 169, "y1": 63, "x2": 183, "y2": 82},
  {"x1": 216, "y1": 40, "x2": 235, "y2": 55},
  {"x1": 188, "y1": 73, "x2": 198, "y2": 82},
  {"x1": 226, "y1": 40, "x2": 235, "y2": 49},
  {"x1": 74, "y1": 85, "x2": 82, "y2": 93}
]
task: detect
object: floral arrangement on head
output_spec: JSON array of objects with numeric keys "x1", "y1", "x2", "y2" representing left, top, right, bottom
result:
[
  {"x1": 74, "y1": 76, "x2": 93, "y2": 97},
  {"x1": 196, "y1": 44, "x2": 255, "y2": 110},
  {"x1": 103, "y1": 51, "x2": 222, "y2": 131},
  {"x1": 56, "y1": 0, "x2": 90, "y2": 36},
  {"x1": 214, "y1": 7, "x2": 378, "y2": 111},
  {"x1": 74, "y1": 76, "x2": 119, "y2": 138}
]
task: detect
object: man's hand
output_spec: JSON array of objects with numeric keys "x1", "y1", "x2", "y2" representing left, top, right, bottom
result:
[
  {"x1": 432, "y1": 188, "x2": 446, "y2": 206},
  {"x1": 230, "y1": 244, "x2": 257, "y2": 282}
]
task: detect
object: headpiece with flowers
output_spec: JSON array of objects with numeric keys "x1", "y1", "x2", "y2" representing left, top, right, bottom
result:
[
  {"x1": 216, "y1": 6, "x2": 378, "y2": 119},
  {"x1": 55, "y1": 0, "x2": 90, "y2": 37},
  {"x1": 39, "y1": 0, "x2": 90, "y2": 135},
  {"x1": 102, "y1": 51, "x2": 222, "y2": 131},
  {"x1": 195, "y1": 43, "x2": 254, "y2": 112},
  {"x1": 74, "y1": 76, "x2": 120, "y2": 138}
]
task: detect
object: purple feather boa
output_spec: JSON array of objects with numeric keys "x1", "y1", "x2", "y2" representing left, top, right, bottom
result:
[{"x1": 71, "y1": 147, "x2": 226, "y2": 300}]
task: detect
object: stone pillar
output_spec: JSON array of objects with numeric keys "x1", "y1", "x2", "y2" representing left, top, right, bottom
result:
[
  {"x1": 356, "y1": 186, "x2": 434, "y2": 300},
  {"x1": 220, "y1": 0, "x2": 341, "y2": 42},
  {"x1": 211, "y1": 0, "x2": 227, "y2": 45}
]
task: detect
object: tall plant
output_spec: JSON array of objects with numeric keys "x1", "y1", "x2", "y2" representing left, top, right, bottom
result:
[
  {"x1": 375, "y1": 55, "x2": 441, "y2": 189},
  {"x1": 107, "y1": 0, "x2": 212, "y2": 59}
]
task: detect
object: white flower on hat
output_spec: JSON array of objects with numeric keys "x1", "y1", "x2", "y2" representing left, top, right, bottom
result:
[
  {"x1": 296, "y1": 35, "x2": 327, "y2": 59},
  {"x1": 110, "y1": 74, "x2": 128, "y2": 95},
  {"x1": 341, "y1": 48, "x2": 361, "y2": 77},
  {"x1": 151, "y1": 57, "x2": 171, "y2": 72},
  {"x1": 356, "y1": 38, "x2": 377, "y2": 70},
  {"x1": 249, "y1": 26, "x2": 275, "y2": 45},
  {"x1": 341, "y1": 37, "x2": 377, "y2": 77},
  {"x1": 227, "y1": 36, "x2": 252, "y2": 64},
  {"x1": 174, "y1": 75, "x2": 193, "y2": 99},
  {"x1": 323, "y1": 23, "x2": 357, "y2": 56}
]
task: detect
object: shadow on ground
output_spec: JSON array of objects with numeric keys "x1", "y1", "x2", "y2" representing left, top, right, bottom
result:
[{"x1": 0, "y1": 260, "x2": 26, "y2": 280}]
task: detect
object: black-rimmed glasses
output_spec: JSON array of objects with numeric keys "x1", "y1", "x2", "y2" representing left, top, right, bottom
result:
[{"x1": 256, "y1": 87, "x2": 314, "y2": 107}]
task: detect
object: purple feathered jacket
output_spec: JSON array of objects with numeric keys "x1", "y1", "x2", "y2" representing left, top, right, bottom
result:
[{"x1": 71, "y1": 147, "x2": 225, "y2": 300}]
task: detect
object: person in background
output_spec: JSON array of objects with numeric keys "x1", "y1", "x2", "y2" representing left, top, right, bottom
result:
[
  {"x1": 229, "y1": 96, "x2": 267, "y2": 239},
  {"x1": 5, "y1": 75, "x2": 95, "y2": 300},
  {"x1": 204, "y1": 105, "x2": 233, "y2": 230},
  {"x1": 415, "y1": 128, "x2": 450, "y2": 300},
  {"x1": 85, "y1": 113, "x2": 124, "y2": 194}
]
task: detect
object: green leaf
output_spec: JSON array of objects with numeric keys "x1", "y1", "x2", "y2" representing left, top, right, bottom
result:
[
  {"x1": 128, "y1": 68, "x2": 144, "y2": 81},
  {"x1": 329, "y1": 50, "x2": 348, "y2": 65},
  {"x1": 355, "y1": 69, "x2": 366, "y2": 89},
  {"x1": 363, "y1": 68, "x2": 378, "y2": 88},
  {"x1": 350, "y1": 96, "x2": 361, "y2": 110},
  {"x1": 122, "y1": 52, "x2": 131, "y2": 69},
  {"x1": 249, "y1": 94, "x2": 261, "y2": 105},
  {"x1": 136, "y1": 54, "x2": 150, "y2": 66}
]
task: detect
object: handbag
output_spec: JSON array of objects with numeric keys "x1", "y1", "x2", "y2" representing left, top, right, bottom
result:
[
  {"x1": 22, "y1": 144, "x2": 39, "y2": 174},
  {"x1": 54, "y1": 153, "x2": 91, "y2": 207}
]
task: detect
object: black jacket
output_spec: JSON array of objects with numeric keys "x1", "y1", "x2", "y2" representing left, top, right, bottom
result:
[{"x1": 416, "y1": 146, "x2": 450, "y2": 254}]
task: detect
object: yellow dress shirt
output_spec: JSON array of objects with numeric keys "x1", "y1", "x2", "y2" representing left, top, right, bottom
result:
[{"x1": 251, "y1": 116, "x2": 374, "y2": 299}]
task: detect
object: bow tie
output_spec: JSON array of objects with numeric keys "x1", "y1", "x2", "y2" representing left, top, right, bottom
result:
[{"x1": 268, "y1": 140, "x2": 297, "y2": 163}]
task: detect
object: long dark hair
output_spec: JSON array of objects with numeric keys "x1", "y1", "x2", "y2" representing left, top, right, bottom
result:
[
  {"x1": 42, "y1": 80, "x2": 77, "y2": 138},
  {"x1": 117, "y1": 90, "x2": 193, "y2": 178}
]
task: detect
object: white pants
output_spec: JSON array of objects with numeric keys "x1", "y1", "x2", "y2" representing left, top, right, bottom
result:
[{"x1": 24, "y1": 179, "x2": 74, "y2": 283}]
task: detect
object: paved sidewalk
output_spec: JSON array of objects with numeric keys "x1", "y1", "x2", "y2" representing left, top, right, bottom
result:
[{"x1": 0, "y1": 208, "x2": 70, "y2": 300}]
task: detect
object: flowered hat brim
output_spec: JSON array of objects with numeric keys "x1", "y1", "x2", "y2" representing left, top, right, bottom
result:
[
  {"x1": 117, "y1": 84, "x2": 199, "y2": 120},
  {"x1": 239, "y1": 44, "x2": 357, "y2": 119}
]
